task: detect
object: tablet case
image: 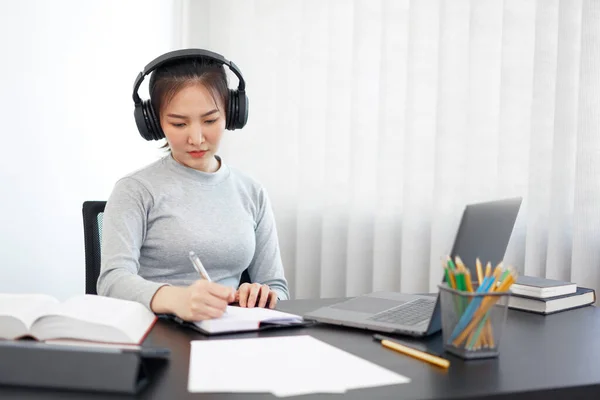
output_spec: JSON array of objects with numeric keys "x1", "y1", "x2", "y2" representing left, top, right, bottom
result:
[{"x1": 0, "y1": 340, "x2": 170, "y2": 394}]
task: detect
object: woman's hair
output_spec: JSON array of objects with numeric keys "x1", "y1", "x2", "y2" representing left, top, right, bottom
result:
[{"x1": 149, "y1": 57, "x2": 229, "y2": 149}]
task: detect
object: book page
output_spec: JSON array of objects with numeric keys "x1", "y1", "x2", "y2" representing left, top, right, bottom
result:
[
  {"x1": 44, "y1": 339, "x2": 142, "y2": 351},
  {"x1": 40, "y1": 295, "x2": 156, "y2": 344},
  {"x1": 0, "y1": 294, "x2": 60, "y2": 330}
]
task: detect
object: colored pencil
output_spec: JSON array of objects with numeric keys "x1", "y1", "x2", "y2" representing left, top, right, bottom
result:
[
  {"x1": 374, "y1": 335, "x2": 450, "y2": 369},
  {"x1": 452, "y1": 273, "x2": 515, "y2": 347}
]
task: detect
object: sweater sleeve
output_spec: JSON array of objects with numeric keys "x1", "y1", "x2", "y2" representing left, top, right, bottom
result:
[
  {"x1": 247, "y1": 188, "x2": 290, "y2": 300},
  {"x1": 96, "y1": 177, "x2": 168, "y2": 310}
]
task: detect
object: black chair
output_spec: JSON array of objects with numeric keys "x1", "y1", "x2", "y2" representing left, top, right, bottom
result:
[
  {"x1": 82, "y1": 201, "x2": 106, "y2": 295},
  {"x1": 82, "y1": 201, "x2": 251, "y2": 295}
]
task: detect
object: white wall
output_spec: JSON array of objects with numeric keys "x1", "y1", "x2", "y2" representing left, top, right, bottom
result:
[{"x1": 0, "y1": 0, "x2": 181, "y2": 300}]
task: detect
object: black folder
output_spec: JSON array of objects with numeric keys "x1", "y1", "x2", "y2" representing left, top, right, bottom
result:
[
  {"x1": 0, "y1": 340, "x2": 169, "y2": 394},
  {"x1": 158, "y1": 313, "x2": 315, "y2": 336}
]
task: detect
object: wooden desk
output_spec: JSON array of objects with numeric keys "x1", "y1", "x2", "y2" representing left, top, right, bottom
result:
[{"x1": 2, "y1": 298, "x2": 600, "y2": 399}]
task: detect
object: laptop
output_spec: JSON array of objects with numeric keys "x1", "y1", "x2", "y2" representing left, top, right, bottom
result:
[{"x1": 303, "y1": 197, "x2": 523, "y2": 337}]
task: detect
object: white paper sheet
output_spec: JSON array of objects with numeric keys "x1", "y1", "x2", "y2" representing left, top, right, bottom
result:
[{"x1": 188, "y1": 335, "x2": 410, "y2": 397}]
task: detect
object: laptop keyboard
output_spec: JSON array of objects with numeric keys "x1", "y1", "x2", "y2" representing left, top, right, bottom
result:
[{"x1": 367, "y1": 298, "x2": 435, "y2": 326}]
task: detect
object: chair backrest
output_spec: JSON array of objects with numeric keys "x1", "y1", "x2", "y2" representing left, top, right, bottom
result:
[
  {"x1": 82, "y1": 201, "x2": 106, "y2": 295},
  {"x1": 82, "y1": 201, "x2": 251, "y2": 295}
]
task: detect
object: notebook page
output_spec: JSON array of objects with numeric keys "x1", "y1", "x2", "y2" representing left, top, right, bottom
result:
[
  {"x1": 223, "y1": 306, "x2": 302, "y2": 322},
  {"x1": 195, "y1": 306, "x2": 302, "y2": 333},
  {"x1": 0, "y1": 294, "x2": 60, "y2": 329}
]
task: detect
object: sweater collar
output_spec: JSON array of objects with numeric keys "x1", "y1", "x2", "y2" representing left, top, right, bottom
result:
[{"x1": 165, "y1": 153, "x2": 230, "y2": 185}]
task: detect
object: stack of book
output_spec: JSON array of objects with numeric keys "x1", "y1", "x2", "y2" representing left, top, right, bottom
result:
[{"x1": 508, "y1": 276, "x2": 596, "y2": 315}]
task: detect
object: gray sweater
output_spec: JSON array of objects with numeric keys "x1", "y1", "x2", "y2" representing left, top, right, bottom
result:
[{"x1": 97, "y1": 154, "x2": 289, "y2": 309}]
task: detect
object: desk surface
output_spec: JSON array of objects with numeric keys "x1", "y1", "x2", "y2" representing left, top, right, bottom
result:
[{"x1": 2, "y1": 298, "x2": 600, "y2": 400}]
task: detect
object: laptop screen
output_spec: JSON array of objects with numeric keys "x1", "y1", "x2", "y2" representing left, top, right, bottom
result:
[
  {"x1": 449, "y1": 197, "x2": 522, "y2": 275},
  {"x1": 424, "y1": 197, "x2": 522, "y2": 335}
]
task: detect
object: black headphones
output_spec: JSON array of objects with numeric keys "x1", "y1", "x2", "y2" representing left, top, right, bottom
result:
[{"x1": 132, "y1": 49, "x2": 248, "y2": 141}]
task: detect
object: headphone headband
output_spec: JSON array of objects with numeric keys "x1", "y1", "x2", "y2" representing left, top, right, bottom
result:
[
  {"x1": 132, "y1": 48, "x2": 246, "y2": 104},
  {"x1": 132, "y1": 48, "x2": 248, "y2": 138}
]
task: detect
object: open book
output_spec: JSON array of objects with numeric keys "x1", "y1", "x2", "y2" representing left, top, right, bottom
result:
[
  {"x1": 0, "y1": 294, "x2": 157, "y2": 345},
  {"x1": 171, "y1": 306, "x2": 305, "y2": 335}
]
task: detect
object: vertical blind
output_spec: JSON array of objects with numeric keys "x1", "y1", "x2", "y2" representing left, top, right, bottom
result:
[{"x1": 181, "y1": 0, "x2": 600, "y2": 299}]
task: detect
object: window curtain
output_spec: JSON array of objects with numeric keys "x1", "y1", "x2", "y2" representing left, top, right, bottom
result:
[{"x1": 180, "y1": 0, "x2": 600, "y2": 300}]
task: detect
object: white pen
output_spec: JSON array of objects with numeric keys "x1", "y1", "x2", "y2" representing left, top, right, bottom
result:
[
  {"x1": 188, "y1": 251, "x2": 212, "y2": 282},
  {"x1": 189, "y1": 251, "x2": 232, "y2": 315}
]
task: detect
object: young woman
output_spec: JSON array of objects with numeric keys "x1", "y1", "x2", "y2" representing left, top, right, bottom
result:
[{"x1": 97, "y1": 49, "x2": 289, "y2": 321}]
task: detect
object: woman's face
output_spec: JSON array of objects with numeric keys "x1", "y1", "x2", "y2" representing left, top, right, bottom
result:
[{"x1": 159, "y1": 83, "x2": 226, "y2": 172}]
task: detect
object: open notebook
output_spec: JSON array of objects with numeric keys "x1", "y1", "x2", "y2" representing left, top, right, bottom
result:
[
  {"x1": 167, "y1": 306, "x2": 306, "y2": 335},
  {"x1": 0, "y1": 294, "x2": 157, "y2": 345}
]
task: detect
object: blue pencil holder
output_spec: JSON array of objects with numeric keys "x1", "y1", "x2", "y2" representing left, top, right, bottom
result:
[{"x1": 438, "y1": 283, "x2": 511, "y2": 359}]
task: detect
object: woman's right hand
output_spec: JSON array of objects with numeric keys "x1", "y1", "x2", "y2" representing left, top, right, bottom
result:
[{"x1": 151, "y1": 280, "x2": 235, "y2": 321}]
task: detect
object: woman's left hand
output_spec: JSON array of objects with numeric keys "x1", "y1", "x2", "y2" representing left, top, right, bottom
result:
[{"x1": 236, "y1": 283, "x2": 278, "y2": 309}]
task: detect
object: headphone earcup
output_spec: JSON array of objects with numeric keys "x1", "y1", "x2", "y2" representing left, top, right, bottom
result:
[
  {"x1": 134, "y1": 102, "x2": 153, "y2": 141},
  {"x1": 226, "y1": 89, "x2": 235, "y2": 130},
  {"x1": 226, "y1": 89, "x2": 248, "y2": 130},
  {"x1": 135, "y1": 100, "x2": 165, "y2": 141},
  {"x1": 145, "y1": 100, "x2": 165, "y2": 140},
  {"x1": 237, "y1": 90, "x2": 248, "y2": 129}
]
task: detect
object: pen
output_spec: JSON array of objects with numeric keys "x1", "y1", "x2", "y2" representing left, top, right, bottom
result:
[
  {"x1": 373, "y1": 334, "x2": 450, "y2": 369},
  {"x1": 188, "y1": 251, "x2": 212, "y2": 282}
]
